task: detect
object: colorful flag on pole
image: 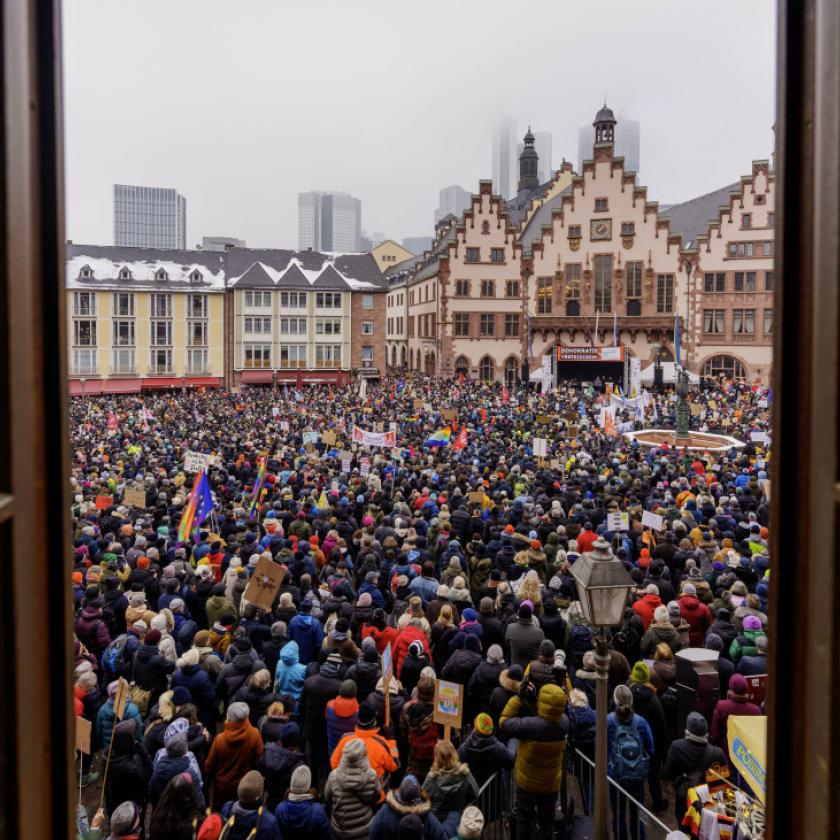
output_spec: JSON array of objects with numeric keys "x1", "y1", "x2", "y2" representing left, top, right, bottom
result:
[
  {"x1": 248, "y1": 455, "x2": 267, "y2": 521},
  {"x1": 501, "y1": 387, "x2": 510, "y2": 403},
  {"x1": 178, "y1": 470, "x2": 213, "y2": 542},
  {"x1": 107, "y1": 412, "x2": 119, "y2": 430},
  {"x1": 423, "y1": 427, "x2": 451, "y2": 447},
  {"x1": 451, "y1": 427, "x2": 468, "y2": 451}
]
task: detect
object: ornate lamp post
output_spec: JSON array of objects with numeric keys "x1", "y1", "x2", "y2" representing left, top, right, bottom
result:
[
  {"x1": 570, "y1": 537, "x2": 635, "y2": 840},
  {"x1": 675, "y1": 261, "x2": 693, "y2": 440}
]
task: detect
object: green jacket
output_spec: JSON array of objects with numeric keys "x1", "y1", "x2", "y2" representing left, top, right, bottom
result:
[{"x1": 730, "y1": 629, "x2": 765, "y2": 662}]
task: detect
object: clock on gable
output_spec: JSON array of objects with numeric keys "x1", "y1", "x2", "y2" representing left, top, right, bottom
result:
[{"x1": 590, "y1": 218, "x2": 612, "y2": 241}]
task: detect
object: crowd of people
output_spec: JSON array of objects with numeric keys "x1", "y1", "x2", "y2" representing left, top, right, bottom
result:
[{"x1": 70, "y1": 375, "x2": 771, "y2": 839}]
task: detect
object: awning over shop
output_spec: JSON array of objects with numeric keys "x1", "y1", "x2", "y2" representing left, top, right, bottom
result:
[
  {"x1": 102, "y1": 379, "x2": 142, "y2": 394},
  {"x1": 727, "y1": 715, "x2": 766, "y2": 803},
  {"x1": 141, "y1": 377, "x2": 184, "y2": 390},
  {"x1": 239, "y1": 371, "x2": 273, "y2": 384},
  {"x1": 186, "y1": 377, "x2": 222, "y2": 388},
  {"x1": 68, "y1": 380, "x2": 104, "y2": 396}
]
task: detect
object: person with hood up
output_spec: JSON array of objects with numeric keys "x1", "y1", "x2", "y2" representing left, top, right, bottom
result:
[
  {"x1": 450, "y1": 806, "x2": 485, "y2": 840},
  {"x1": 441, "y1": 634, "x2": 483, "y2": 687},
  {"x1": 505, "y1": 603, "x2": 545, "y2": 670},
  {"x1": 75, "y1": 588, "x2": 113, "y2": 658},
  {"x1": 287, "y1": 599, "x2": 325, "y2": 666},
  {"x1": 677, "y1": 583, "x2": 713, "y2": 646},
  {"x1": 466, "y1": 644, "x2": 506, "y2": 715},
  {"x1": 332, "y1": 701, "x2": 401, "y2": 786},
  {"x1": 632, "y1": 584, "x2": 663, "y2": 631},
  {"x1": 488, "y1": 663, "x2": 524, "y2": 724},
  {"x1": 148, "y1": 725, "x2": 206, "y2": 811},
  {"x1": 500, "y1": 682, "x2": 569, "y2": 840},
  {"x1": 639, "y1": 606, "x2": 684, "y2": 658},
  {"x1": 326, "y1": 679, "x2": 360, "y2": 755},
  {"x1": 274, "y1": 764, "x2": 330, "y2": 840},
  {"x1": 205, "y1": 701, "x2": 265, "y2": 809},
  {"x1": 711, "y1": 672, "x2": 761, "y2": 758},
  {"x1": 103, "y1": 719, "x2": 152, "y2": 816},
  {"x1": 205, "y1": 583, "x2": 238, "y2": 630},
  {"x1": 219, "y1": 770, "x2": 283, "y2": 840},
  {"x1": 370, "y1": 775, "x2": 459, "y2": 840},
  {"x1": 423, "y1": 739, "x2": 479, "y2": 820},
  {"x1": 457, "y1": 713, "x2": 515, "y2": 787},
  {"x1": 259, "y1": 721, "x2": 306, "y2": 810},
  {"x1": 324, "y1": 737, "x2": 382, "y2": 840},
  {"x1": 273, "y1": 639, "x2": 306, "y2": 710},
  {"x1": 150, "y1": 608, "x2": 178, "y2": 662},
  {"x1": 95, "y1": 680, "x2": 143, "y2": 753}
]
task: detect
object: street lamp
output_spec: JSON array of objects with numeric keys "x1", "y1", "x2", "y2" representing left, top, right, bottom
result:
[{"x1": 570, "y1": 537, "x2": 635, "y2": 840}]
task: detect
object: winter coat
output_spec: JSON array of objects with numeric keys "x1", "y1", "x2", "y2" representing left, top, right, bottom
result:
[
  {"x1": 324, "y1": 738, "x2": 381, "y2": 840},
  {"x1": 216, "y1": 653, "x2": 262, "y2": 704},
  {"x1": 488, "y1": 670, "x2": 521, "y2": 724},
  {"x1": 204, "y1": 594, "x2": 238, "y2": 628},
  {"x1": 365, "y1": 687, "x2": 407, "y2": 739},
  {"x1": 170, "y1": 663, "x2": 217, "y2": 729},
  {"x1": 104, "y1": 720, "x2": 152, "y2": 814},
  {"x1": 288, "y1": 613, "x2": 325, "y2": 665},
  {"x1": 706, "y1": 618, "x2": 738, "y2": 656},
  {"x1": 75, "y1": 605, "x2": 112, "y2": 657},
  {"x1": 362, "y1": 623, "x2": 400, "y2": 655},
  {"x1": 274, "y1": 640, "x2": 307, "y2": 707},
  {"x1": 300, "y1": 665, "x2": 343, "y2": 740},
  {"x1": 457, "y1": 730, "x2": 515, "y2": 787},
  {"x1": 678, "y1": 595, "x2": 713, "y2": 647},
  {"x1": 711, "y1": 691, "x2": 760, "y2": 755},
  {"x1": 259, "y1": 743, "x2": 305, "y2": 810},
  {"x1": 219, "y1": 801, "x2": 283, "y2": 840},
  {"x1": 607, "y1": 711, "x2": 655, "y2": 782},
  {"x1": 149, "y1": 750, "x2": 206, "y2": 811},
  {"x1": 400, "y1": 651, "x2": 431, "y2": 696},
  {"x1": 477, "y1": 614, "x2": 505, "y2": 653},
  {"x1": 132, "y1": 642, "x2": 176, "y2": 703},
  {"x1": 274, "y1": 797, "x2": 330, "y2": 840},
  {"x1": 394, "y1": 625, "x2": 432, "y2": 679},
  {"x1": 729, "y1": 629, "x2": 766, "y2": 663},
  {"x1": 467, "y1": 660, "x2": 505, "y2": 713},
  {"x1": 326, "y1": 696, "x2": 360, "y2": 755},
  {"x1": 423, "y1": 765, "x2": 479, "y2": 820},
  {"x1": 205, "y1": 718, "x2": 264, "y2": 809},
  {"x1": 640, "y1": 622, "x2": 684, "y2": 658},
  {"x1": 232, "y1": 684, "x2": 284, "y2": 726},
  {"x1": 95, "y1": 700, "x2": 142, "y2": 753},
  {"x1": 345, "y1": 658, "x2": 381, "y2": 701},
  {"x1": 632, "y1": 594, "x2": 663, "y2": 631},
  {"x1": 500, "y1": 684, "x2": 569, "y2": 795},
  {"x1": 628, "y1": 683, "x2": 667, "y2": 758},
  {"x1": 369, "y1": 789, "x2": 455, "y2": 840},
  {"x1": 737, "y1": 653, "x2": 767, "y2": 675},
  {"x1": 331, "y1": 724, "x2": 400, "y2": 783},
  {"x1": 441, "y1": 649, "x2": 482, "y2": 687},
  {"x1": 505, "y1": 616, "x2": 545, "y2": 670}
]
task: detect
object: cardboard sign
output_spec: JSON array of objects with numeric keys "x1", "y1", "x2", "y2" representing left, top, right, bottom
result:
[
  {"x1": 468, "y1": 491, "x2": 484, "y2": 505},
  {"x1": 243, "y1": 557, "x2": 284, "y2": 612},
  {"x1": 641, "y1": 510, "x2": 665, "y2": 531},
  {"x1": 568, "y1": 425, "x2": 579, "y2": 439},
  {"x1": 95, "y1": 494, "x2": 113, "y2": 510},
  {"x1": 742, "y1": 674, "x2": 768, "y2": 707},
  {"x1": 433, "y1": 679, "x2": 464, "y2": 730},
  {"x1": 606, "y1": 511, "x2": 629, "y2": 532},
  {"x1": 322, "y1": 430, "x2": 336, "y2": 446},
  {"x1": 690, "y1": 404, "x2": 702, "y2": 417},
  {"x1": 536, "y1": 414, "x2": 553, "y2": 425},
  {"x1": 532, "y1": 438, "x2": 548, "y2": 458},
  {"x1": 123, "y1": 487, "x2": 146, "y2": 509},
  {"x1": 302, "y1": 431, "x2": 320, "y2": 445},
  {"x1": 413, "y1": 399, "x2": 424, "y2": 411},
  {"x1": 280, "y1": 421, "x2": 290, "y2": 431},
  {"x1": 750, "y1": 431, "x2": 770, "y2": 445},
  {"x1": 184, "y1": 450, "x2": 210, "y2": 473},
  {"x1": 341, "y1": 458, "x2": 351, "y2": 474},
  {"x1": 360, "y1": 457, "x2": 371, "y2": 476},
  {"x1": 114, "y1": 677, "x2": 130, "y2": 721},
  {"x1": 75, "y1": 716, "x2": 92, "y2": 755},
  {"x1": 441, "y1": 409, "x2": 457, "y2": 421},
  {"x1": 550, "y1": 459, "x2": 561, "y2": 469}
]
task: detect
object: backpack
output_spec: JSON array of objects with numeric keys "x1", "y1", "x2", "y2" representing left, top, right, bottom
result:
[
  {"x1": 673, "y1": 744, "x2": 714, "y2": 805},
  {"x1": 175, "y1": 619, "x2": 199, "y2": 654},
  {"x1": 612, "y1": 622, "x2": 641, "y2": 662},
  {"x1": 609, "y1": 720, "x2": 649, "y2": 782},
  {"x1": 568, "y1": 624, "x2": 595, "y2": 668},
  {"x1": 127, "y1": 650, "x2": 151, "y2": 716},
  {"x1": 101, "y1": 634, "x2": 130, "y2": 679}
]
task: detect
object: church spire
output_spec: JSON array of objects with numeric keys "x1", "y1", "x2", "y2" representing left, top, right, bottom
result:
[
  {"x1": 518, "y1": 126, "x2": 539, "y2": 191},
  {"x1": 593, "y1": 102, "x2": 617, "y2": 145}
]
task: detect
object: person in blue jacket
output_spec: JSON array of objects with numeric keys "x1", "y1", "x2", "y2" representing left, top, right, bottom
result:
[
  {"x1": 274, "y1": 640, "x2": 306, "y2": 709},
  {"x1": 274, "y1": 765, "x2": 330, "y2": 840},
  {"x1": 220, "y1": 770, "x2": 283, "y2": 840},
  {"x1": 287, "y1": 599, "x2": 324, "y2": 665},
  {"x1": 95, "y1": 680, "x2": 143, "y2": 753}
]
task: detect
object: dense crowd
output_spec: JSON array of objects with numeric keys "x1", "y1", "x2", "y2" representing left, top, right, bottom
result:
[{"x1": 70, "y1": 376, "x2": 771, "y2": 840}]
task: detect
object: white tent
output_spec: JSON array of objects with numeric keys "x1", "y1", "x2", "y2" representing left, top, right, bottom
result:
[{"x1": 639, "y1": 362, "x2": 700, "y2": 385}]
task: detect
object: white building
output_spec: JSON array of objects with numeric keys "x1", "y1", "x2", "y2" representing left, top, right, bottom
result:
[
  {"x1": 578, "y1": 111, "x2": 640, "y2": 173},
  {"x1": 298, "y1": 191, "x2": 362, "y2": 252},
  {"x1": 114, "y1": 184, "x2": 187, "y2": 250},
  {"x1": 435, "y1": 185, "x2": 471, "y2": 223}
]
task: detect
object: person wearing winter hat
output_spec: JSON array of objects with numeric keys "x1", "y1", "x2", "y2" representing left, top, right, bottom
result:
[
  {"x1": 662, "y1": 712, "x2": 727, "y2": 824},
  {"x1": 369, "y1": 775, "x2": 458, "y2": 840},
  {"x1": 91, "y1": 801, "x2": 142, "y2": 840},
  {"x1": 489, "y1": 662, "x2": 524, "y2": 723},
  {"x1": 457, "y1": 712, "x2": 515, "y2": 788},
  {"x1": 710, "y1": 673, "x2": 761, "y2": 758},
  {"x1": 326, "y1": 679, "x2": 360, "y2": 755},
  {"x1": 204, "y1": 702, "x2": 264, "y2": 809},
  {"x1": 466, "y1": 643, "x2": 507, "y2": 716},
  {"x1": 330, "y1": 702, "x2": 399, "y2": 788},
  {"x1": 219, "y1": 769, "x2": 283, "y2": 840},
  {"x1": 454, "y1": 806, "x2": 485, "y2": 840},
  {"x1": 324, "y1": 737, "x2": 381, "y2": 840},
  {"x1": 505, "y1": 602, "x2": 545, "y2": 670},
  {"x1": 274, "y1": 763, "x2": 331, "y2": 839}
]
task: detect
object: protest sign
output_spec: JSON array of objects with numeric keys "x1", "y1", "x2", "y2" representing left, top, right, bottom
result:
[
  {"x1": 75, "y1": 716, "x2": 92, "y2": 755},
  {"x1": 95, "y1": 494, "x2": 113, "y2": 510},
  {"x1": 641, "y1": 510, "x2": 665, "y2": 531},
  {"x1": 550, "y1": 459, "x2": 561, "y2": 469},
  {"x1": 302, "y1": 431, "x2": 320, "y2": 445},
  {"x1": 536, "y1": 414, "x2": 553, "y2": 425},
  {"x1": 413, "y1": 399, "x2": 424, "y2": 411},
  {"x1": 532, "y1": 437, "x2": 548, "y2": 458},
  {"x1": 341, "y1": 458, "x2": 351, "y2": 474},
  {"x1": 468, "y1": 491, "x2": 484, "y2": 505},
  {"x1": 433, "y1": 679, "x2": 464, "y2": 740},
  {"x1": 750, "y1": 431, "x2": 771, "y2": 445},
  {"x1": 114, "y1": 678, "x2": 130, "y2": 721},
  {"x1": 441, "y1": 409, "x2": 457, "y2": 421},
  {"x1": 123, "y1": 487, "x2": 146, "y2": 508},
  {"x1": 243, "y1": 557, "x2": 284, "y2": 612},
  {"x1": 322, "y1": 430, "x2": 336, "y2": 446},
  {"x1": 184, "y1": 450, "x2": 210, "y2": 473},
  {"x1": 606, "y1": 511, "x2": 629, "y2": 532},
  {"x1": 280, "y1": 421, "x2": 290, "y2": 431},
  {"x1": 271, "y1": 407, "x2": 280, "y2": 418},
  {"x1": 382, "y1": 643, "x2": 393, "y2": 685},
  {"x1": 352, "y1": 426, "x2": 397, "y2": 448},
  {"x1": 360, "y1": 457, "x2": 371, "y2": 476}
]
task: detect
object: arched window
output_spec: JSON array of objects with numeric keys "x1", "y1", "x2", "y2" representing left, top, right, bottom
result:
[
  {"x1": 401, "y1": 346, "x2": 407, "y2": 367},
  {"x1": 703, "y1": 355, "x2": 746, "y2": 380},
  {"x1": 454, "y1": 355, "x2": 470, "y2": 374},
  {"x1": 479, "y1": 356, "x2": 494, "y2": 382},
  {"x1": 504, "y1": 356, "x2": 518, "y2": 386}
]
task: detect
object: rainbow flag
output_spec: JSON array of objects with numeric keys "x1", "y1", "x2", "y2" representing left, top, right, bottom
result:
[
  {"x1": 424, "y1": 427, "x2": 451, "y2": 447},
  {"x1": 248, "y1": 455, "x2": 267, "y2": 521},
  {"x1": 178, "y1": 470, "x2": 213, "y2": 542}
]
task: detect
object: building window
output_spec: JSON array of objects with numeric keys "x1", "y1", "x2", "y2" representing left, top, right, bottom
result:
[
  {"x1": 703, "y1": 309, "x2": 725, "y2": 334},
  {"x1": 155, "y1": 268, "x2": 168, "y2": 282},
  {"x1": 594, "y1": 255, "x2": 613, "y2": 313},
  {"x1": 72, "y1": 349, "x2": 97, "y2": 375},
  {"x1": 315, "y1": 344, "x2": 342, "y2": 367},
  {"x1": 77, "y1": 264, "x2": 93, "y2": 280},
  {"x1": 72, "y1": 319, "x2": 96, "y2": 346},
  {"x1": 626, "y1": 261, "x2": 643, "y2": 298},
  {"x1": 189, "y1": 270, "x2": 203, "y2": 284},
  {"x1": 765, "y1": 271, "x2": 774, "y2": 291},
  {"x1": 408, "y1": 316, "x2": 414, "y2": 337},
  {"x1": 361, "y1": 346, "x2": 374, "y2": 363},
  {"x1": 656, "y1": 274, "x2": 674, "y2": 313},
  {"x1": 245, "y1": 316, "x2": 273, "y2": 334},
  {"x1": 118, "y1": 266, "x2": 132, "y2": 280},
  {"x1": 704, "y1": 272, "x2": 725, "y2": 292},
  {"x1": 150, "y1": 348, "x2": 173, "y2": 373},
  {"x1": 316, "y1": 291, "x2": 342, "y2": 309},
  {"x1": 454, "y1": 313, "x2": 470, "y2": 336},
  {"x1": 505, "y1": 280, "x2": 520, "y2": 298},
  {"x1": 244, "y1": 344, "x2": 271, "y2": 368},
  {"x1": 595, "y1": 198, "x2": 609, "y2": 212},
  {"x1": 113, "y1": 292, "x2": 134, "y2": 316},
  {"x1": 112, "y1": 320, "x2": 135, "y2": 346},
  {"x1": 565, "y1": 264, "x2": 581, "y2": 299},
  {"x1": 73, "y1": 291, "x2": 95, "y2": 316},
  {"x1": 279, "y1": 344, "x2": 307, "y2": 369},
  {"x1": 742, "y1": 213, "x2": 752, "y2": 229},
  {"x1": 112, "y1": 349, "x2": 135, "y2": 374},
  {"x1": 362, "y1": 294, "x2": 374, "y2": 309},
  {"x1": 481, "y1": 220, "x2": 490, "y2": 234},
  {"x1": 280, "y1": 317, "x2": 306, "y2": 335},
  {"x1": 479, "y1": 356, "x2": 494, "y2": 381},
  {"x1": 187, "y1": 321, "x2": 207, "y2": 347},
  {"x1": 361, "y1": 321, "x2": 374, "y2": 335},
  {"x1": 568, "y1": 225, "x2": 581, "y2": 239},
  {"x1": 456, "y1": 279, "x2": 470, "y2": 296},
  {"x1": 465, "y1": 247, "x2": 480, "y2": 263},
  {"x1": 505, "y1": 313, "x2": 520, "y2": 337},
  {"x1": 733, "y1": 309, "x2": 756, "y2": 334},
  {"x1": 479, "y1": 313, "x2": 495, "y2": 336},
  {"x1": 480, "y1": 279, "x2": 495, "y2": 297},
  {"x1": 764, "y1": 308, "x2": 774, "y2": 335},
  {"x1": 187, "y1": 348, "x2": 208, "y2": 373},
  {"x1": 280, "y1": 291, "x2": 306, "y2": 308},
  {"x1": 150, "y1": 320, "x2": 172, "y2": 346},
  {"x1": 244, "y1": 290, "x2": 271, "y2": 308},
  {"x1": 490, "y1": 248, "x2": 505, "y2": 263},
  {"x1": 768, "y1": 212, "x2": 775, "y2": 226},
  {"x1": 315, "y1": 319, "x2": 341, "y2": 335},
  {"x1": 537, "y1": 277, "x2": 553, "y2": 314},
  {"x1": 621, "y1": 222, "x2": 636, "y2": 237},
  {"x1": 728, "y1": 242, "x2": 755, "y2": 258},
  {"x1": 150, "y1": 293, "x2": 172, "y2": 318},
  {"x1": 188, "y1": 294, "x2": 207, "y2": 318},
  {"x1": 703, "y1": 355, "x2": 746, "y2": 380},
  {"x1": 763, "y1": 241, "x2": 773, "y2": 256},
  {"x1": 745, "y1": 271, "x2": 757, "y2": 291}
]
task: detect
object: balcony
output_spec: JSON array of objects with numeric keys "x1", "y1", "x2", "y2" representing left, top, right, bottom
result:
[{"x1": 530, "y1": 313, "x2": 680, "y2": 342}]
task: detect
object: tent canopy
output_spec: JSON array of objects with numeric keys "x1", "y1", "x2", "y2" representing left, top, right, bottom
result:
[{"x1": 639, "y1": 362, "x2": 700, "y2": 385}]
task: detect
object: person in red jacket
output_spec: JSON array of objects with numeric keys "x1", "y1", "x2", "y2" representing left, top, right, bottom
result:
[
  {"x1": 361, "y1": 609, "x2": 400, "y2": 654},
  {"x1": 632, "y1": 584, "x2": 663, "y2": 631},
  {"x1": 678, "y1": 583, "x2": 713, "y2": 647},
  {"x1": 392, "y1": 617, "x2": 431, "y2": 679},
  {"x1": 576, "y1": 522, "x2": 598, "y2": 555},
  {"x1": 710, "y1": 673, "x2": 761, "y2": 759}
]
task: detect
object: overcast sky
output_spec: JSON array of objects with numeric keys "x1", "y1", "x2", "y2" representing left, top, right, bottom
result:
[{"x1": 63, "y1": 0, "x2": 776, "y2": 250}]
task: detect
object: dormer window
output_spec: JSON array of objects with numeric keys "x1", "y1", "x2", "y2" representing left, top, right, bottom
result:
[
  {"x1": 155, "y1": 268, "x2": 168, "y2": 282},
  {"x1": 78, "y1": 264, "x2": 93, "y2": 280},
  {"x1": 118, "y1": 266, "x2": 132, "y2": 280},
  {"x1": 189, "y1": 269, "x2": 203, "y2": 284}
]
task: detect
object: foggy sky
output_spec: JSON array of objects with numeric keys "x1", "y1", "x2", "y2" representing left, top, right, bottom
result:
[{"x1": 63, "y1": 0, "x2": 776, "y2": 250}]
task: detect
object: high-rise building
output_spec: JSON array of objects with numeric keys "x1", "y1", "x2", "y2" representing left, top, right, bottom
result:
[
  {"x1": 517, "y1": 132, "x2": 553, "y2": 184},
  {"x1": 577, "y1": 110, "x2": 641, "y2": 173},
  {"x1": 491, "y1": 115, "x2": 518, "y2": 200},
  {"x1": 435, "y1": 185, "x2": 471, "y2": 223},
  {"x1": 114, "y1": 184, "x2": 187, "y2": 249},
  {"x1": 402, "y1": 236, "x2": 433, "y2": 255},
  {"x1": 298, "y1": 191, "x2": 362, "y2": 252},
  {"x1": 201, "y1": 236, "x2": 246, "y2": 251}
]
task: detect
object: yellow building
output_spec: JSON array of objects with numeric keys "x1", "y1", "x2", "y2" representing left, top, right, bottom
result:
[
  {"x1": 369, "y1": 239, "x2": 415, "y2": 273},
  {"x1": 66, "y1": 244, "x2": 226, "y2": 395}
]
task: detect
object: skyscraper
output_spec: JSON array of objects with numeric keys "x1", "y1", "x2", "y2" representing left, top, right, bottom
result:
[
  {"x1": 577, "y1": 111, "x2": 641, "y2": 173},
  {"x1": 298, "y1": 190, "x2": 362, "y2": 252},
  {"x1": 435, "y1": 185, "x2": 471, "y2": 223},
  {"x1": 491, "y1": 115, "x2": 518, "y2": 199},
  {"x1": 114, "y1": 184, "x2": 187, "y2": 249}
]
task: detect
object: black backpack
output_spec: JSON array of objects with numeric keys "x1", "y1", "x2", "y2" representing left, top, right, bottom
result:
[
  {"x1": 101, "y1": 634, "x2": 130, "y2": 679},
  {"x1": 175, "y1": 619, "x2": 199, "y2": 654}
]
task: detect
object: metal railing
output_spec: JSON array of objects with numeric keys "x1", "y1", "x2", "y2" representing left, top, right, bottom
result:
[{"x1": 476, "y1": 770, "x2": 513, "y2": 840}]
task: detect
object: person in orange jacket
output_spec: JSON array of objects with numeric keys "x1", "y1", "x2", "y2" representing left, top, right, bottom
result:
[{"x1": 330, "y1": 702, "x2": 399, "y2": 796}]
